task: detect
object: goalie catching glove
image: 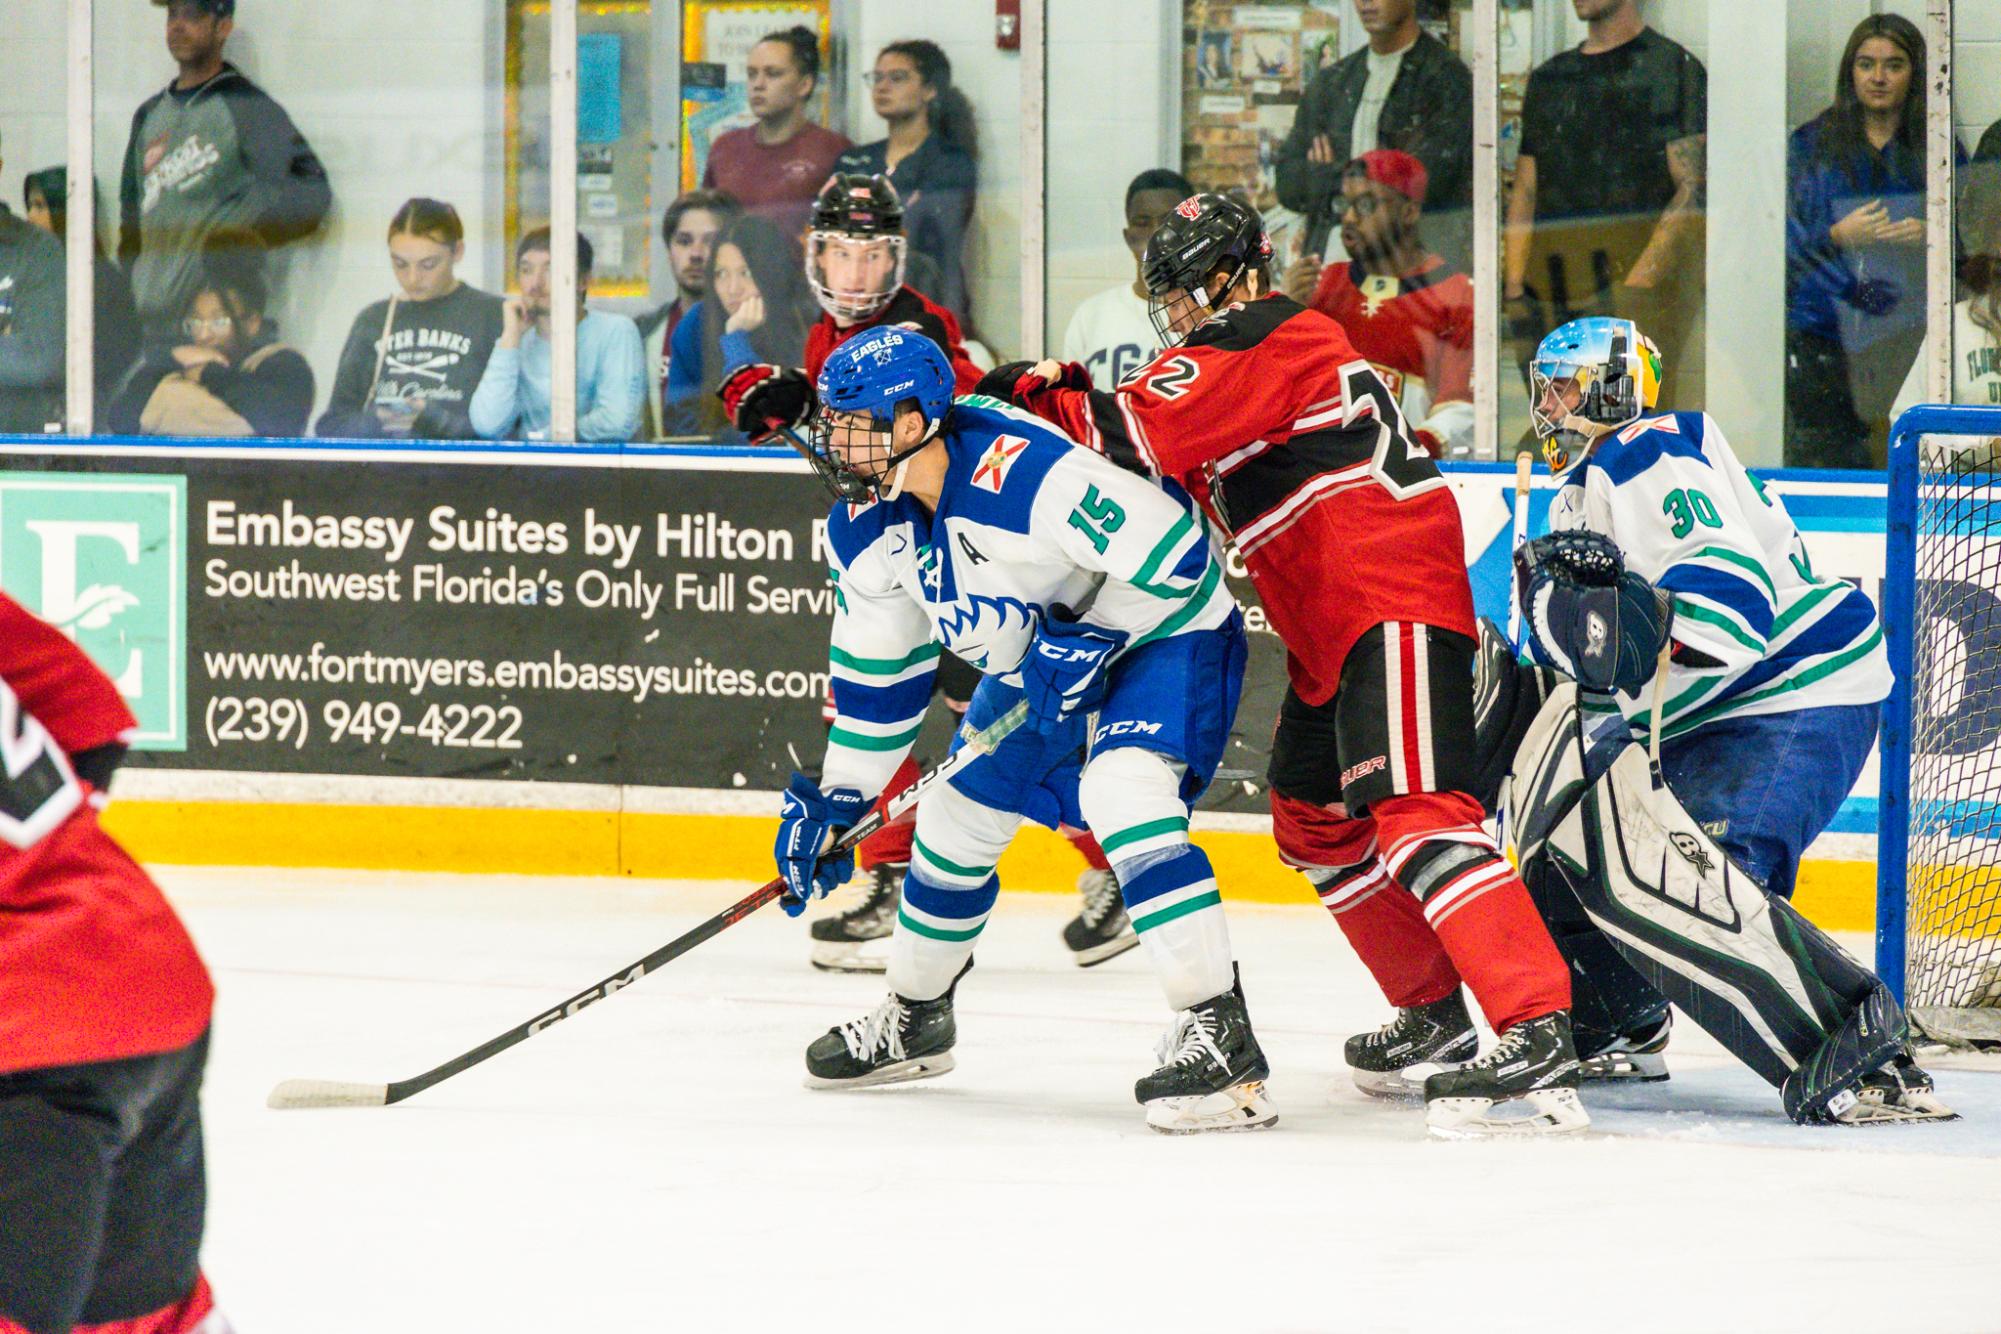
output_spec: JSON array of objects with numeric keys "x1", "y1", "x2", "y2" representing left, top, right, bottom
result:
[
  {"x1": 774, "y1": 773, "x2": 868, "y2": 915},
  {"x1": 1514, "y1": 529, "x2": 1673, "y2": 694},
  {"x1": 718, "y1": 364, "x2": 816, "y2": 443}
]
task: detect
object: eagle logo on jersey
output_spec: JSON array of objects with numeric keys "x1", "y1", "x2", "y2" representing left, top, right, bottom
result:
[{"x1": 971, "y1": 435, "x2": 1030, "y2": 493}]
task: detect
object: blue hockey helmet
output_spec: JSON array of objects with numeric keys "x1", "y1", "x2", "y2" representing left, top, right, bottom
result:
[
  {"x1": 808, "y1": 324, "x2": 956, "y2": 502},
  {"x1": 1529, "y1": 316, "x2": 1662, "y2": 474}
]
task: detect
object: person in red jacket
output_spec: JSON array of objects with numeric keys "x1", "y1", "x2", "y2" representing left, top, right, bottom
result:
[
  {"x1": 0, "y1": 593, "x2": 226, "y2": 1333},
  {"x1": 723, "y1": 174, "x2": 1129, "y2": 972},
  {"x1": 974, "y1": 194, "x2": 1585, "y2": 1138}
]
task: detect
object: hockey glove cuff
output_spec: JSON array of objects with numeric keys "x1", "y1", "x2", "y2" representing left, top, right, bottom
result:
[
  {"x1": 1020, "y1": 616, "x2": 1129, "y2": 730},
  {"x1": 719, "y1": 364, "x2": 817, "y2": 442},
  {"x1": 1515, "y1": 531, "x2": 1673, "y2": 695},
  {"x1": 774, "y1": 773, "x2": 868, "y2": 916}
]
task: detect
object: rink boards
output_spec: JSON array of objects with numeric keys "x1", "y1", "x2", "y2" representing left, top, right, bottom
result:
[{"x1": 0, "y1": 437, "x2": 1888, "y2": 929}]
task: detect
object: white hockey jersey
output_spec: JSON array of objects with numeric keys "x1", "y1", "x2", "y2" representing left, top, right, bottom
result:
[
  {"x1": 1060, "y1": 284, "x2": 1163, "y2": 392},
  {"x1": 821, "y1": 396, "x2": 1235, "y2": 798},
  {"x1": 1548, "y1": 411, "x2": 1891, "y2": 742}
]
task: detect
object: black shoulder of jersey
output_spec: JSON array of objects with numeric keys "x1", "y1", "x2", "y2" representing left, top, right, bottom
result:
[
  {"x1": 878, "y1": 287, "x2": 952, "y2": 347},
  {"x1": 1184, "y1": 294, "x2": 1304, "y2": 354}
]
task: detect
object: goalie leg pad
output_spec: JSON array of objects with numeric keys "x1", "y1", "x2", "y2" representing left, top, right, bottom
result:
[
  {"x1": 1501, "y1": 685, "x2": 1886, "y2": 1091},
  {"x1": 1524, "y1": 858, "x2": 1672, "y2": 1057},
  {"x1": 1780, "y1": 983, "x2": 1909, "y2": 1125},
  {"x1": 1470, "y1": 616, "x2": 1561, "y2": 814}
]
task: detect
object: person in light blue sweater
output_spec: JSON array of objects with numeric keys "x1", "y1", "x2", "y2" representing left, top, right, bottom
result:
[
  {"x1": 470, "y1": 226, "x2": 644, "y2": 443},
  {"x1": 662, "y1": 214, "x2": 812, "y2": 438}
]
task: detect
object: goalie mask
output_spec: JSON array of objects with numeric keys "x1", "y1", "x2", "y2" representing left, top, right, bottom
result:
[
  {"x1": 807, "y1": 173, "x2": 908, "y2": 323},
  {"x1": 808, "y1": 324, "x2": 954, "y2": 503},
  {"x1": 1529, "y1": 317, "x2": 1662, "y2": 474}
]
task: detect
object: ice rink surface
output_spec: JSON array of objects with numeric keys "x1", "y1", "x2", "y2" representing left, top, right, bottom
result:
[{"x1": 172, "y1": 866, "x2": 2001, "y2": 1333}]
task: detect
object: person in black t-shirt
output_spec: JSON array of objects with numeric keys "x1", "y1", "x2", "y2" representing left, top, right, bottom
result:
[
  {"x1": 834, "y1": 39, "x2": 979, "y2": 326},
  {"x1": 1504, "y1": 0, "x2": 1705, "y2": 404},
  {"x1": 316, "y1": 198, "x2": 503, "y2": 439}
]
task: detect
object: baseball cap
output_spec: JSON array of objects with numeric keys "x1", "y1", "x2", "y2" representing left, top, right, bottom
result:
[
  {"x1": 152, "y1": 0, "x2": 237, "y2": 16},
  {"x1": 1348, "y1": 149, "x2": 1428, "y2": 206}
]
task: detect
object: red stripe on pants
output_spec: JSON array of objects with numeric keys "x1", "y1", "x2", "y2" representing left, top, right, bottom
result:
[{"x1": 1397, "y1": 625, "x2": 1426, "y2": 792}]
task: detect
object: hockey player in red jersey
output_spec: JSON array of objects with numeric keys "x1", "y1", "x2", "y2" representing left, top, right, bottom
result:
[
  {"x1": 0, "y1": 593, "x2": 227, "y2": 1333},
  {"x1": 723, "y1": 174, "x2": 1133, "y2": 973},
  {"x1": 978, "y1": 193, "x2": 1586, "y2": 1136}
]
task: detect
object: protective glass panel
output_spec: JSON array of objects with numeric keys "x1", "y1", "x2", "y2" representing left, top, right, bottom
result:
[
  {"x1": 1953, "y1": 8, "x2": 2001, "y2": 415},
  {"x1": 1, "y1": 0, "x2": 76, "y2": 435}
]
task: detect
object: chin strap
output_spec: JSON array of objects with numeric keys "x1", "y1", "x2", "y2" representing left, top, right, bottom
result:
[{"x1": 880, "y1": 455, "x2": 912, "y2": 502}]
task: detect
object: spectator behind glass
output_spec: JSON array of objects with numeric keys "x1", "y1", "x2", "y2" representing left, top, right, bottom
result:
[
  {"x1": 1060, "y1": 168, "x2": 1194, "y2": 391},
  {"x1": 1786, "y1": 14, "x2": 1963, "y2": 470},
  {"x1": 663, "y1": 215, "x2": 812, "y2": 438},
  {"x1": 1504, "y1": 0, "x2": 1705, "y2": 405},
  {"x1": 0, "y1": 161, "x2": 64, "y2": 434},
  {"x1": 119, "y1": 0, "x2": 331, "y2": 347},
  {"x1": 316, "y1": 199, "x2": 504, "y2": 440},
  {"x1": 21, "y1": 164, "x2": 142, "y2": 421},
  {"x1": 1894, "y1": 202, "x2": 2001, "y2": 420},
  {"x1": 469, "y1": 227, "x2": 645, "y2": 444},
  {"x1": 701, "y1": 27, "x2": 850, "y2": 240},
  {"x1": 639, "y1": 188, "x2": 740, "y2": 440},
  {"x1": 107, "y1": 242, "x2": 314, "y2": 438},
  {"x1": 1275, "y1": 0, "x2": 1471, "y2": 268},
  {"x1": 1283, "y1": 151, "x2": 1473, "y2": 457},
  {"x1": 835, "y1": 40, "x2": 980, "y2": 324}
]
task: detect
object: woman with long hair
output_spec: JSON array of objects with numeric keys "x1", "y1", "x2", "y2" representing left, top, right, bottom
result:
[
  {"x1": 315, "y1": 198, "x2": 504, "y2": 439},
  {"x1": 833, "y1": 38, "x2": 979, "y2": 323},
  {"x1": 662, "y1": 214, "x2": 813, "y2": 438},
  {"x1": 22, "y1": 167, "x2": 140, "y2": 417},
  {"x1": 1784, "y1": 14, "x2": 1964, "y2": 468}
]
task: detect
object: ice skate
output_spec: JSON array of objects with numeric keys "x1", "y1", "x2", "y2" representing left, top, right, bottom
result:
[
  {"x1": 1343, "y1": 990, "x2": 1478, "y2": 1099},
  {"x1": 803, "y1": 961, "x2": 967, "y2": 1089},
  {"x1": 1423, "y1": 1010, "x2": 1590, "y2": 1138},
  {"x1": 1826, "y1": 1053, "x2": 1959, "y2": 1126},
  {"x1": 1061, "y1": 868, "x2": 1139, "y2": 967},
  {"x1": 1136, "y1": 968, "x2": 1276, "y2": 1133},
  {"x1": 808, "y1": 862, "x2": 902, "y2": 973},
  {"x1": 1578, "y1": 1012, "x2": 1672, "y2": 1083}
]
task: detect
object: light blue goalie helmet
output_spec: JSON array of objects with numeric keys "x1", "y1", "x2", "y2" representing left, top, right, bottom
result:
[{"x1": 1529, "y1": 316, "x2": 1662, "y2": 474}]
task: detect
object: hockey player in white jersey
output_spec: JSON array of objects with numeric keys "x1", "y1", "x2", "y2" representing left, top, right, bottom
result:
[
  {"x1": 761, "y1": 323, "x2": 1274, "y2": 1133},
  {"x1": 1466, "y1": 315, "x2": 1952, "y2": 1124}
]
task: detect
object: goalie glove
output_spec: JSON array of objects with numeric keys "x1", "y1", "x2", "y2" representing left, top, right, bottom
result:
[
  {"x1": 1514, "y1": 530, "x2": 1673, "y2": 695},
  {"x1": 718, "y1": 364, "x2": 816, "y2": 442}
]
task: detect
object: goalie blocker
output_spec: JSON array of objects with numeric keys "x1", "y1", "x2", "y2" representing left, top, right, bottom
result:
[{"x1": 1483, "y1": 634, "x2": 1952, "y2": 1125}]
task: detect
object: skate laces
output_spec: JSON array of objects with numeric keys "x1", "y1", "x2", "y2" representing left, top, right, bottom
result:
[
  {"x1": 1155, "y1": 1007, "x2": 1228, "y2": 1071},
  {"x1": 839, "y1": 865, "x2": 901, "y2": 922},
  {"x1": 839, "y1": 995, "x2": 909, "y2": 1062},
  {"x1": 1079, "y1": 870, "x2": 1121, "y2": 928},
  {"x1": 1469, "y1": 1022, "x2": 1531, "y2": 1071}
]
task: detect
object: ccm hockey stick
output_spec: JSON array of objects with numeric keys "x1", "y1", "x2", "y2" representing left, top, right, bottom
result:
[{"x1": 268, "y1": 700, "x2": 1030, "y2": 1109}]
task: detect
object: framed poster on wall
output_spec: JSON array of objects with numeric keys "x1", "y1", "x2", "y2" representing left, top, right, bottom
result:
[{"x1": 679, "y1": 0, "x2": 837, "y2": 192}]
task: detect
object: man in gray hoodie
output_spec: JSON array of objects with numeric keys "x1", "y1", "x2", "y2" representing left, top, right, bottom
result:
[
  {"x1": 118, "y1": 0, "x2": 331, "y2": 345},
  {"x1": 0, "y1": 184, "x2": 65, "y2": 435}
]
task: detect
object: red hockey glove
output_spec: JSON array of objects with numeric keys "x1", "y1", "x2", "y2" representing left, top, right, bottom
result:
[{"x1": 718, "y1": 364, "x2": 816, "y2": 442}]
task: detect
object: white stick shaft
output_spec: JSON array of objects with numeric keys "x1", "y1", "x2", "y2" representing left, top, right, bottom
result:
[{"x1": 1507, "y1": 450, "x2": 1534, "y2": 641}]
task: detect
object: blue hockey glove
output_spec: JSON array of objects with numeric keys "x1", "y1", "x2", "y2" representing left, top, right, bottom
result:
[
  {"x1": 1514, "y1": 530, "x2": 1673, "y2": 695},
  {"x1": 1021, "y1": 614, "x2": 1129, "y2": 729},
  {"x1": 774, "y1": 773, "x2": 868, "y2": 916}
]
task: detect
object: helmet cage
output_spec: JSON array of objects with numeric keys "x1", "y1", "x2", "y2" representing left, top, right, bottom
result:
[
  {"x1": 807, "y1": 231, "x2": 907, "y2": 323},
  {"x1": 805, "y1": 400, "x2": 939, "y2": 503}
]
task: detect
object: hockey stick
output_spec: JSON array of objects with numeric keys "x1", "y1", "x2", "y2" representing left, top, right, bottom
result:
[
  {"x1": 1506, "y1": 445, "x2": 1536, "y2": 642},
  {"x1": 267, "y1": 700, "x2": 1031, "y2": 1110}
]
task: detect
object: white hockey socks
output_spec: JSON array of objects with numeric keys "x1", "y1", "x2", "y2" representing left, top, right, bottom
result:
[{"x1": 886, "y1": 781, "x2": 1019, "y2": 1002}]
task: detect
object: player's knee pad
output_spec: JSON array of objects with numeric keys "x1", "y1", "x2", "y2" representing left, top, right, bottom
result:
[
  {"x1": 909, "y1": 781, "x2": 1018, "y2": 891},
  {"x1": 1371, "y1": 791, "x2": 1509, "y2": 925},
  {"x1": 1305, "y1": 856, "x2": 1393, "y2": 916},
  {"x1": 1269, "y1": 789, "x2": 1376, "y2": 873},
  {"x1": 1078, "y1": 747, "x2": 1189, "y2": 868}
]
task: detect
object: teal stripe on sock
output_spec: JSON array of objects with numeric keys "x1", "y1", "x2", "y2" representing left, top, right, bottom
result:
[{"x1": 1132, "y1": 890, "x2": 1221, "y2": 933}]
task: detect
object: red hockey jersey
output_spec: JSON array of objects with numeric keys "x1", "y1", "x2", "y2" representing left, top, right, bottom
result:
[
  {"x1": 1308, "y1": 258, "x2": 1473, "y2": 457},
  {"x1": 804, "y1": 285, "x2": 984, "y2": 392},
  {"x1": 0, "y1": 598, "x2": 211, "y2": 1074},
  {"x1": 1022, "y1": 293, "x2": 1475, "y2": 706}
]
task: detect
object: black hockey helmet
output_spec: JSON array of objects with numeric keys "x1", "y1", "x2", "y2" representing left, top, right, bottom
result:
[
  {"x1": 811, "y1": 173, "x2": 905, "y2": 236},
  {"x1": 1141, "y1": 192, "x2": 1273, "y2": 346},
  {"x1": 808, "y1": 173, "x2": 908, "y2": 322}
]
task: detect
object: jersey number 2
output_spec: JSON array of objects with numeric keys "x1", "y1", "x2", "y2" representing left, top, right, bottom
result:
[{"x1": 0, "y1": 680, "x2": 82, "y2": 851}]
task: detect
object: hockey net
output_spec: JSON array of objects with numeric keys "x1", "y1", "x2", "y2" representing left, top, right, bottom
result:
[{"x1": 1883, "y1": 410, "x2": 2001, "y2": 1047}]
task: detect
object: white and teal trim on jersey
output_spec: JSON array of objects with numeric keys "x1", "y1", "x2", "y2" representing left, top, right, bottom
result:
[
  {"x1": 1552, "y1": 411, "x2": 1891, "y2": 742},
  {"x1": 817, "y1": 397, "x2": 1238, "y2": 798}
]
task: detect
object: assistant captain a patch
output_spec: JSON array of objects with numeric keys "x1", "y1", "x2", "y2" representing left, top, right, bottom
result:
[{"x1": 971, "y1": 435, "x2": 1030, "y2": 493}]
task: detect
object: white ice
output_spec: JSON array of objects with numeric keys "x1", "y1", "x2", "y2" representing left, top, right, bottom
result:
[{"x1": 172, "y1": 866, "x2": 2001, "y2": 1333}]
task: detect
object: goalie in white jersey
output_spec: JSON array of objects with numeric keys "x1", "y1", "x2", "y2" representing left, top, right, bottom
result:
[
  {"x1": 1476, "y1": 315, "x2": 1952, "y2": 1124},
  {"x1": 764, "y1": 323, "x2": 1273, "y2": 1133}
]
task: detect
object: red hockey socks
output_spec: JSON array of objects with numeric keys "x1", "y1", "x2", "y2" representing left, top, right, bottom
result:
[
  {"x1": 1061, "y1": 826, "x2": 1110, "y2": 871},
  {"x1": 857, "y1": 756, "x2": 920, "y2": 870}
]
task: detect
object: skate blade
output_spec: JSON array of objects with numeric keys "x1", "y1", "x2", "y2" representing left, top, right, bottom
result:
[
  {"x1": 803, "y1": 1052, "x2": 955, "y2": 1090},
  {"x1": 1578, "y1": 1050, "x2": 1670, "y2": 1083},
  {"x1": 809, "y1": 939, "x2": 890, "y2": 974},
  {"x1": 1349, "y1": 1059, "x2": 1470, "y2": 1101},
  {"x1": 1425, "y1": 1086, "x2": 1591, "y2": 1139},
  {"x1": 1144, "y1": 1080, "x2": 1278, "y2": 1134},
  {"x1": 1071, "y1": 931, "x2": 1141, "y2": 969}
]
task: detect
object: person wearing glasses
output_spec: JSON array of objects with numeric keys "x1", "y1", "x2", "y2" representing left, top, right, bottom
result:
[
  {"x1": 834, "y1": 39, "x2": 979, "y2": 323},
  {"x1": 107, "y1": 242, "x2": 313, "y2": 438}
]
